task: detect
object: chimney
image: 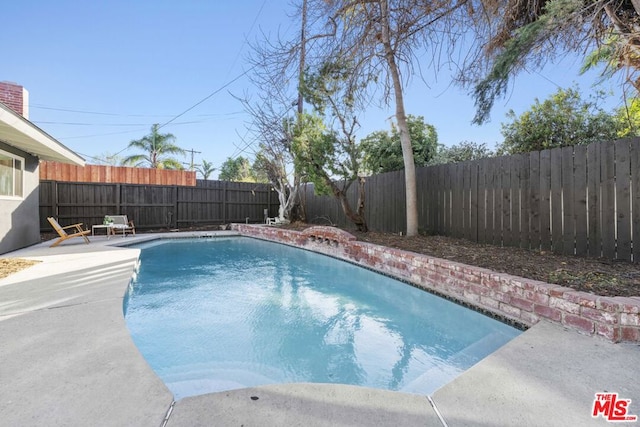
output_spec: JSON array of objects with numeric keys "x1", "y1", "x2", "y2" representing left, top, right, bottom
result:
[{"x1": 0, "y1": 81, "x2": 29, "y2": 119}]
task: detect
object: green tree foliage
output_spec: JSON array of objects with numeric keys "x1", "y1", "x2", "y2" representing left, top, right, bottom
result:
[
  {"x1": 218, "y1": 156, "x2": 254, "y2": 182},
  {"x1": 360, "y1": 115, "x2": 438, "y2": 173},
  {"x1": 195, "y1": 160, "x2": 216, "y2": 180},
  {"x1": 430, "y1": 141, "x2": 494, "y2": 165},
  {"x1": 122, "y1": 124, "x2": 185, "y2": 169},
  {"x1": 292, "y1": 60, "x2": 369, "y2": 231},
  {"x1": 497, "y1": 87, "x2": 618, "y2": 155},
  {"x1": 466, "y1": 0, "x2": 640, "y2": 123},
  {"x1": 614, "y1": 98, "x2": 640, "y2": 138},
  {"x1": 291, "y1": 114, "x2": 335, "y2": 196}
]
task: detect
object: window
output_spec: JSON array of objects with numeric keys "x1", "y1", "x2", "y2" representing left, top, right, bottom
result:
[{"x1": 0, "y1": 150, "x2": 24, "y2": 198}]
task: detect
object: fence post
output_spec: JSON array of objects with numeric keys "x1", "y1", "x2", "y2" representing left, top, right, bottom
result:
[
  {"x1": 268, "y1": 185, "x2": 271, "y2": 217},
  {"x1": 116, "y1": 184, "x2": 121, "y2": 214},
  {"x1": 52, "y1": 180, "x2": 59, "y2": 219},
  {"x1": 173, "y1": 185, "x2": 179, "y2": 229},
  {"x1": 222, "y1": 182, "x2": 227, "y2": 224}
]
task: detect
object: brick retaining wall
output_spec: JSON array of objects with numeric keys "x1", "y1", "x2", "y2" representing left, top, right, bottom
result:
[{"x1": 234, "y1": 224, "x2": 640, "y2": 343}]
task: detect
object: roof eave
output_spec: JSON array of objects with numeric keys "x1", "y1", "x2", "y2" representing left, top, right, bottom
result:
[{"x1": 0, "y1": 102, "x2": 84, "y2": 166}]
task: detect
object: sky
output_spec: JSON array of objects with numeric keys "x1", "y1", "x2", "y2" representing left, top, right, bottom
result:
[{"x1": 2, "y1": 1, "x2": 628, "y2": 179}]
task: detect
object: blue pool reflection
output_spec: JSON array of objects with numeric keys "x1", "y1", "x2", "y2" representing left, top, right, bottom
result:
[{"x1": 125, "y1": 237, "x2": 521, "y2": 399}]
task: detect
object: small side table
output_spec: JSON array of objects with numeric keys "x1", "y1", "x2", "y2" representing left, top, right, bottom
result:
[{"x1": 92, "y1": 224, "x2": 114, "y2": 238}]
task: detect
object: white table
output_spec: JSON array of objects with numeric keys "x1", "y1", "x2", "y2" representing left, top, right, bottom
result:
[{"x1": 92, "y1": 224, "x2": 114, "y2": 238}]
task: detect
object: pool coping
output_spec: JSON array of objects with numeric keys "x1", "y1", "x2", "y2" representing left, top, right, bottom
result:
[{"x1": 1, "y1": 229, "x2": 638, "y2": 426}]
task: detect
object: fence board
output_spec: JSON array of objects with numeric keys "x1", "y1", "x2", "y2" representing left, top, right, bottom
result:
[
  {"x1": 615, "y1": 139, "x2": 631, "y2": 260},
  {"x1": 499, "y1": 157, "x2": 510, "y2": 246},
  {"x1": 633, "y1": 141, "x2": 640, "y2": 262},
  {"x1": 461, "y1": 162, "x2": 469, "y2": 238},
  {"x1": 587, "y1": 143, "x2": 601, "y2": 257},
  {"x1": 562, "y1": 146, "x2": 575, "y2": 255},
  {"x1": 443, "y1": 165, "x2": 451, "y2": 234},
  {"x1": 517, "y1": 154, "x2": 529, "y2": 248},
  {"x1": 437, "y1": 166, "x2": 444, "y2": 234},
  {"x1": 539, "y1": 150, "x2": 552, "y2": 251},
  {"x1": 601, "y1": 141, "x2": 616, "y2": 258},
  {"x1": 487, "y1": 157, "x2": 499, "y2": 245},
  {"x1": 426, "y1": 167, "x2": 437, "y2": 234},
  {"x1": 452, "y1": 163, "x2": 462, "y2": 238},
  {"x1": 528, "y1": 152, "x2": 540, "y2": 250},
  {"x1": 477, "y1": 159, "x2": 487, "y2": 243},
  {"x1": 550, "y1": 148, "x2": 563, "y2": 253},
  {"x1": 469, "y1": 161, "x2": 479, "y2": 242},
  {"x1": 509, "y1": 155, "x2": 521, "y2": 247},
  {"x1": 573, "y1": 145, "x2": 588, "y2": 256}
]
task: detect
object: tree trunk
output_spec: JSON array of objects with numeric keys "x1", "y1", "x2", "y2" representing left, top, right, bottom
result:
[
  {"x1": 380, "y1": 0, "x2": 418, "y2": 236},
  {"x1": 334, "y1": 184, "x2": 368, "y2": 232},
  {"x1": 314, "y1": 165, "x2": 368, "y2": 231}
]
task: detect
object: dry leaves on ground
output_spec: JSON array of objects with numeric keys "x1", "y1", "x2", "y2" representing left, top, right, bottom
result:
[{"x1": 0, "y1": 258, "x2": 40, "y2": 279}]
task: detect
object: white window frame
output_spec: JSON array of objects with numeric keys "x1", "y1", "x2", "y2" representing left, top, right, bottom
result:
[{"x1": 0, "y1": 148, "x2": 25, "y2": 199}]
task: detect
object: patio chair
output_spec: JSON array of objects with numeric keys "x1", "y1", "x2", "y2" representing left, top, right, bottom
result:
[
  {"x1": 47, "y1": 217, "x2": 91, "y2": 248},
  {"x1": 105, "y1": 215, "x2": 135, "y2": 237},
  {"x1": 266, "y1": 216, "x2": 290, "y2": 226}
]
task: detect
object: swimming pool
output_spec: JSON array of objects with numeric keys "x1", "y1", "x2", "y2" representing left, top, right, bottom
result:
[{"x1": 124, "y1": 237, "x2": 521, "y2": 399}]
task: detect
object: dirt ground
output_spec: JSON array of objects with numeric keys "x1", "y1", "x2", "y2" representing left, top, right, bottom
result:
[{"x1": 2, "y1": 225, "x2": 639, "y2": 297}]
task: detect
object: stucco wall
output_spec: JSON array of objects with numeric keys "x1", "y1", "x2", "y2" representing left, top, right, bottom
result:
[{"x1": 0, "y1": 142, "x2": 40, "y2": 254}]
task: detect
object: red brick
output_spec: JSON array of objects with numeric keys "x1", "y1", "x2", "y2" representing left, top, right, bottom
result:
[
  {"x1": 446, "y1": 281, "x2": 466, "y2": 296},
  {"x1": 614, "y1": 297, "x2": 640, "y2": 314},
  {"x1": 596, "y1": 324, "x2": 621, "y2": 342},
  {"x1": 581, "y1": 307, "x2": 618, "y2": 324},
  {"x1": 481, "y1": 275, "x2": 502, "y2": 290},
  {"x1": 489, "y1": 290, "x2": 510, "y2": 303},
  {"x1": 465, "y1": 283, "x2": 490, "y2": 297},
  {"x1": 621, "y1": 327, "x2": 640, "y2": 342},
  {"x1": 519, "y1": 311, "x2": 539, "y2": 326},
  {"x1": 534, "y1": 304, "x2": 562, "y2": 322},
  {"x1": 563, "y1": 314, "x2": 595, "y2": 334},
  {"x1": 549, "y1": 286, "x2": 574, "y2": 297},
  {"x1": 520, "y1": 280, "x2": 539, "y2": 292},
  {"x1": 597, "y1": 298, "x2": 621, "y2": 313},
  {"x1": 578, "y1": 294, "x2": 598, "y2": 308},
  {"x1": 499, "y1": 303, "x2": 521, "y2": 318},
  {"x1": 463, "y1": 292, "x2": 481, "y2": 303},
  {"x1": 620, "y1": 313, "x2": 640, "y2": 327},
  {"x1": 549, "y1": 297, "x2": 581, "y2": 314},
  {"x1": 532, "y1": 282, "x2": 556, "y2": 295},
  {"x1": 563, "y1": 292, "x2": 597, "y2": 308},
  {"x1": 500, "y1": 281, "x2": 516, "y2": 294},
  {"x1": 523, "y1": 290, "x2": 549, "y2": 305},
  {"x1": 480, "y1": 296, "x2": 501, "y2": 310},
  {"x1": 510, "y1": 296, "x2": 534, "y2": 312}
]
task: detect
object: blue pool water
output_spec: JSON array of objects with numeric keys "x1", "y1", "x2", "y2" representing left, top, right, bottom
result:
[{"x1": 124, "y1": 237, "x2": 521, "y2": 399}]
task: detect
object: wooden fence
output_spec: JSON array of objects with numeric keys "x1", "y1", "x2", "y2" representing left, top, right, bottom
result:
[
  {"x1": 40, "y1": 161, "x2": 197, "y2": 186},
  {"x1": 40, "y1": 180, "x2": 279, "y2": 232},
  {"x1": 303, "y1": 138, "x2": 640, "y2": 262}
]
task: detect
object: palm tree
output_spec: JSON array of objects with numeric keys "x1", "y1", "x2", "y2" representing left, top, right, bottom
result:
[
  {"x1": 195, "y1": 159, "x2": 216, "y2": 180},
  {"x1": 122, "y1": 124, "x2": 185, "y2": 169}
]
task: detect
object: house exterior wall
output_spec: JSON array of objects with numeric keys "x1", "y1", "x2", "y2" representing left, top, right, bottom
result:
[{"x1": 0, "y1": 141, "x2": 40, "y2": 254}]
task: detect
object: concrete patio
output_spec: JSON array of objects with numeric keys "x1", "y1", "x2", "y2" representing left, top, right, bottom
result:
[{"x1": 1, "y1": 231, "x2": 638, "y2": 426}]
